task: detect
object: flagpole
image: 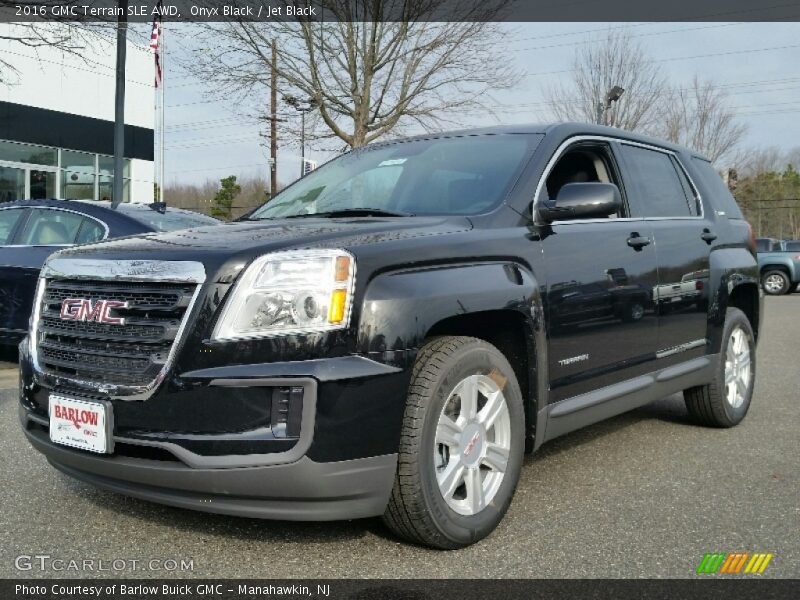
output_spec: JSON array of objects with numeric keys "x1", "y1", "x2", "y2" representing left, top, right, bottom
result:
[
  {"x1": 160, "y1": 22, "x2": 166, "y2": 205},
  {"x1": 153, "y1": 35, "x2": 159, "y2": 202}
]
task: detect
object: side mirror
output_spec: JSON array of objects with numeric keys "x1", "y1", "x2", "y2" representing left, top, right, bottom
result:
[{"x1": 537, "y1": 182, "x2": 622, "y2": 223}]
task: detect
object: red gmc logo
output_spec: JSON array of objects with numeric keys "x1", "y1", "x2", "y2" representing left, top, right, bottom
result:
[{"x1": 59, "y1": 298, "x2": 128, "y2": 325}]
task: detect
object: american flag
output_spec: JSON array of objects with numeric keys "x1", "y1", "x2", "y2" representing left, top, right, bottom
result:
[{"x1": 149, "y1": 13, "x2": 162, "y2": 87}]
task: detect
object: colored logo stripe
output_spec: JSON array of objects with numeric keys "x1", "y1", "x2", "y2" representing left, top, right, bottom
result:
[
  {"x1": 744, "y1": 553, "x2": 774, "y2": 574},
  {"x1": 697, "y1": 552, "x2": 774, "y2": 574},
  {"x1": 697, "y1": 553, "x2": 726, "y2": 574},
  {"x1": 719, "y1": 553, "x2": 749, "y2": 573}
]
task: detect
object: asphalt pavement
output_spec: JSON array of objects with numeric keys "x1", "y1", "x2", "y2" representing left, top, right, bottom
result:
[{"x1": 1, "y1": 296, "x2": 797, "y2": 579}]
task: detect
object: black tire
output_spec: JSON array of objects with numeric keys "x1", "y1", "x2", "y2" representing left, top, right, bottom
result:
[
  {"x1": 621, "y1": 301, "x2": 645, "y2": 322},
  {"x1": 684, "y1": 307, "x2": 755, "y2": 428},
  {"x1": 382, "y1": 336, "x2": 525, "y2": 549},
  {"x1": 761, "y1": 270, "x2": 790, "y2": 295}
]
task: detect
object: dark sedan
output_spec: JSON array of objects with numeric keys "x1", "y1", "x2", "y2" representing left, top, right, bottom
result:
[{"x1": 0, "y1": 199, "x2": 219, "y2": 346}]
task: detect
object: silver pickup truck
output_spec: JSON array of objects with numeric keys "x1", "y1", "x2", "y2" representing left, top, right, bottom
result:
[{"x1": 757, "y1": 238, "x2": 800, "y2": 295}]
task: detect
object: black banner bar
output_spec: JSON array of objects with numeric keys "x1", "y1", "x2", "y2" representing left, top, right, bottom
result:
[
  {"x1": 1, "y1": 0, "x2": 800, "y2": 23},
  {"x1": 3, "y1": 579, "x2": 799, "y2": 600}
]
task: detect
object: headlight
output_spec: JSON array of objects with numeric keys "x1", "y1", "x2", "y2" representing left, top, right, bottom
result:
[{"x1": 212, "y1": 249, "x2": 356, "y2": 340}]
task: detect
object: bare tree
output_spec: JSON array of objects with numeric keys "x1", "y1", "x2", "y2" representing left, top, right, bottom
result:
[
  {"x1": 731, "y1": 145, "x2": 783, "y2": 178},
  {"x1": 542, "y1": 28, "x2": 667, "y2": 131},
  {"x1": 0, "y1": 3, "x2": 111, "y2": 86},
  {"x1": 187, "y1": 0, "x2": 519, "y2": 149},
  {"x1": 660, "y1": 76, "x2": 746, "y2": 164}
]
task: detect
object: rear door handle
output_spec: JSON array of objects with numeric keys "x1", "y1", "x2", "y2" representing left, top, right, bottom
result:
[
  {"x1": 627, "y1": 233, "x2": 651, "y2": 250},
  {"x1": 701, "y1": 228, "x2": 717, "y2": 244}
]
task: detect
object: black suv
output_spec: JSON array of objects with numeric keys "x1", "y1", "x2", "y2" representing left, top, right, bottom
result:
[{"x1": 19, "y1": 124, "x2": 762, "y2": 549}]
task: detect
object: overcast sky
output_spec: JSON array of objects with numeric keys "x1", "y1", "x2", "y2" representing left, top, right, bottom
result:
[{"x1": 160, "y1": 22, "x2": 800, "y2": 187}]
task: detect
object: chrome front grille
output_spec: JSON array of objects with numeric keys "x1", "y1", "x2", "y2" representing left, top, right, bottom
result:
[
  {"x1": 37, "y1": 280, "x2": 196, "y2": 387},
  {"x1": 32, "y1": 258, "x2": 206, "y2": 399}
]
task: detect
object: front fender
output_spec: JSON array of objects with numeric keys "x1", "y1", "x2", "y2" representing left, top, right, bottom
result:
[
  {"x1": 356, "y1": 261, "x2": 543, "y2": 363},
  {"x1": 356, "y1": 260, "x2": 548, "y2": 451}
]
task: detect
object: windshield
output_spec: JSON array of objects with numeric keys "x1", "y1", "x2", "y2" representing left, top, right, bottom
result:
[
  {"x1": 249, "y1": 134, "x2": 542, "y2": 219},
  {"x1": 122, "y1": 207, "x2": 220, "y2": 232}
]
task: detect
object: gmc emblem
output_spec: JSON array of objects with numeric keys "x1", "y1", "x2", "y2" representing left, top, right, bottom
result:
[{"x1": 59, "y1": 298, "x2": 128, "y2": 325}]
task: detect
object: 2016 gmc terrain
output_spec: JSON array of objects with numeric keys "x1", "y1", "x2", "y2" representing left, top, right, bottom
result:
[{"x1": 19, "y1": 124, "x2": 762, "y2": 549}]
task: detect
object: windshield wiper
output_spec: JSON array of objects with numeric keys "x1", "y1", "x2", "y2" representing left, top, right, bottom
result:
[{"x1": 282, "y1": 208, "x2": 415, "y2": 219}]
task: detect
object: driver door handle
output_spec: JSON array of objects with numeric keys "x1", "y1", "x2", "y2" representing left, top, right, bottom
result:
[
  {"x1": 701, "y1": 228, "x2": 717, "y2": 244},
  {"x1": 627, "y1": 233, "x2": 651, "y2": 250}
]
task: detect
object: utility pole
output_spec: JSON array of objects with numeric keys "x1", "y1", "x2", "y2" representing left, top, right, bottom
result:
[
  {"x1": 111, "y1": 0, "x2": 128, "y2": 209},
  {"x1": 270, "y1": 39, "x2": 278, "y2": 198}
]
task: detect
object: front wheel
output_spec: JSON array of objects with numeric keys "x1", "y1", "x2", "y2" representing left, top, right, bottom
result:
[
  {"x1": 382, "y1": 336, "x2": 525, "y2": 549},
  {"x1": 684, "y1": 307, "x2": 755, "y2": 427},
  {"x1": 761, "y1": 270, "x2": 790, "y2": 295}
]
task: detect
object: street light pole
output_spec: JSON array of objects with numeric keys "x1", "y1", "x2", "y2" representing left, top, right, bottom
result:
[
  {"x1": 597, "y1": 85, "x2": 625, "y2": 126},
  {"x1": 270, "y1": 39, "x2": 278, "y2": 198},
  {"x1": 300, "y1": 109, "x2": 305, "y2": 178},
  {"x1": 284, "y1": 95, "x2": 316, "y2": 178},
  {"x1": 111, "y1": 0, "x2": 128, "y2": 209}
]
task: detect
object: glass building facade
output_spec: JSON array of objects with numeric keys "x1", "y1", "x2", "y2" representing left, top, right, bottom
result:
[{"x1": 0, "y1": 139, "x2": 131, "y2": 204}]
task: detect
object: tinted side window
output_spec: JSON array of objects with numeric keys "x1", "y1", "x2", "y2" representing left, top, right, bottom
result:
[
  {"x1": 785, "y1": 241, "x2": 800, "y2": 252},
  {"x1": 0, "y1": 208, "x2": 25, "y2": 244},
  {"x1": 18, "y1": 209, "x2": 84, "y2": 245},
  {"x1": 690, "y1": 157, "x2": 744, "y2": 219},
  {"x1": 75, "y1": 218, "x2": 106, "y2": 244},
  {"x1": 670, "y1": 157, "x2": 700, "y2": 216},
  {"x1": 619, "y1": 145, "x2": 693, "y2": 217},
  {"x1": 756, "y1": 239, "x2": 772, "y2": 252}
]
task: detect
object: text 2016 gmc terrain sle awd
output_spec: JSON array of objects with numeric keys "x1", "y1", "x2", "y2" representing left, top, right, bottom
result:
[{"x1": 19, "y1": 124, "x2": 762, "y2": 549}]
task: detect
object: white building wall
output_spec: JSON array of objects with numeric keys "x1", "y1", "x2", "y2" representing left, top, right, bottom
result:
[{"x1": 0, "y1": 23, "x2": 155, "y2": 202}]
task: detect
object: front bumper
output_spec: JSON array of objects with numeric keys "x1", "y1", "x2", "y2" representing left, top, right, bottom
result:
[
  {"x1": 21, "y1": 409, "x2": 396, "y2": 520},
  {"x1": 19, "y1": 349, "x2": 406, "y2": 520}
]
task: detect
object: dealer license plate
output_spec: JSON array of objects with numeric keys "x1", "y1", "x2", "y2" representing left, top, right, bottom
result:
[{"x1": 48, "y1": 394, "x2": 109, "y2": 454}]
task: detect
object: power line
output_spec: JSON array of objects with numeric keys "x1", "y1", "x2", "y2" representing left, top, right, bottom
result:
[
  {"x1": 0, "y1": 47, "x2": 152, "y2": 87},
  {"x1": 514, "y1": 22, "x2": 747, "y2": 53},
  {"x1": 161, "y1": 77, "x2": 800, "y2": 133},
  {"x1": 171, "y1": 162, "x2": 267, "y2": 174},
  {"x1": 522, "y1": 43, "x2": 800, "y2": 78}
]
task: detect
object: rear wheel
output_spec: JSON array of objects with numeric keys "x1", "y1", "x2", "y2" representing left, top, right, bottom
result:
[
  {"x1": 761, "y1": 270, "x2": 790, "y2": 295},
  {"x1": 684, "y1": 307, "x2": 755, "y2": 427},
  {"x1": 383, "y1": 336, "x2": 525, "y2": 549},
  {"x1": 621, "y1": 301, "x2": 645, "y2": 322}
]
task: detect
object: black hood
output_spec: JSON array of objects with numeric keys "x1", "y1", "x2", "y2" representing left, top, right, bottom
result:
[{"x1": 53, "y1": 216, "x2": 472, "y2": 282}]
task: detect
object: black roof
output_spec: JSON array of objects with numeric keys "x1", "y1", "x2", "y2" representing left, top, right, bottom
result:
[{"x1": 377, "y1": 122, "x2": 708, "y2": 161}]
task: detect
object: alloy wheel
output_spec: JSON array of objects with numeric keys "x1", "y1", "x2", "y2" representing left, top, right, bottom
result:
[
  {"x1": 434, "y1": 374, "x2": 512, "y2": 516},
  {"x1": 763, "y1": 274, "x2": 786, "y2": 294},
  {"x1": 724, "y1": 326, "x2": 751, "y2": 409}
]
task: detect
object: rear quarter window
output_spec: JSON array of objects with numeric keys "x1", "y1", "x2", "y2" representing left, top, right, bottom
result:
[{"x1": 690, "y1": 158, "x2": 744, "y2": 219}]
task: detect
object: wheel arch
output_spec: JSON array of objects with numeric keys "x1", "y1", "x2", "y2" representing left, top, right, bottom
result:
[
  {"x1": 356, "y1": 261, "x2": 547, "y2": 452},
  {"x1": 760, "y1": 263, "x2": 792, "y2": 276},
  {"x1": 727, "y1": 283, "x2": 761, "y2": 342},
  {"x1": 708, "y1": 247, "x2": 761, "y2": 353}
]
